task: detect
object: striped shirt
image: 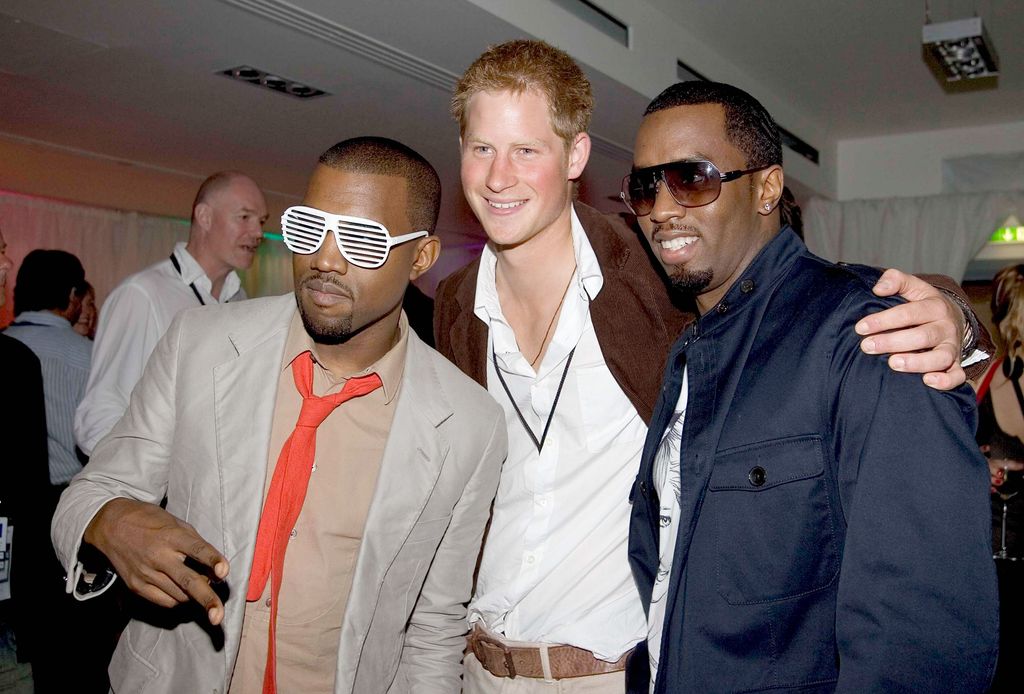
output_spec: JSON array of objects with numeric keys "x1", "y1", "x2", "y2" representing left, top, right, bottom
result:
[{"x1": 5, "y1": 310, "x2": 92, "y2": 484}]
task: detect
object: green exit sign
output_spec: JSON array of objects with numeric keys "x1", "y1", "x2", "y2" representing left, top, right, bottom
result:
[{"x1": 990, "y1": 225, "x2": 1024, "y2": 243}]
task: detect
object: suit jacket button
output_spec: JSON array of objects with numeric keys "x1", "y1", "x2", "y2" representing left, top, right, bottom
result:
[{"x1": 748, "y1": 466, "x2": 766, "y2": 487}]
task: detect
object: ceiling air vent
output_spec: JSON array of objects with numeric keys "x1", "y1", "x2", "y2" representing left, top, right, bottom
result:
[
  {"x1": 219, "y1": 65, "x2": 328, "y2": 99},
  {"x1": 548, "y1": 0, "x2": 629, "y2": 47}
]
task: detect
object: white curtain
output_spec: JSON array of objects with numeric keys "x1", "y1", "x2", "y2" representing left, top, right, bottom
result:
[
  {"x1": 804, "y1": 191, "x2": 1024, "y2": 281},
  {"x1": 0, "y1": 189, "x2": 293, "y2": 326}
]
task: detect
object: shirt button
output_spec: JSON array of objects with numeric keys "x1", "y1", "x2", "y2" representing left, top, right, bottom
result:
[
  {"x1": 717, "y1": 302, "x2": 729, "y2": 314},
  {"x1": 265, "y1": 598, "x2": 272, "y2": 607},
  {"x1": 525, "y1": 554, "x2": 536, "y2": 565},
  {"x1": 740, "y1": 279, "x2": 755, "y2": 293},
  {"x1": 748, "y1": 466, "x2": 767, "y2": 487},
  {"x1": 290, "y1": 528, "x2": 297, "y2": 538},
  {"x1": 311, "y1": 464, "x2": 317, "y2": 472}
]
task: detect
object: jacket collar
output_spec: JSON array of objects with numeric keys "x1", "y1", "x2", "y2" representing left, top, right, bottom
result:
[{"x1": 684, "y1": 226, "x2": 802, "y2": 346}]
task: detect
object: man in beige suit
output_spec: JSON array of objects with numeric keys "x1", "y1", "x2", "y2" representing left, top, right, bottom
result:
[{"x1": 51, "y1": 137, "x2": 507, "y2": 693}]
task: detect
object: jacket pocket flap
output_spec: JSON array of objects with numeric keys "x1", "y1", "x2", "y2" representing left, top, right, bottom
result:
[{"x1": 709, "y1": 435, "x2": 824, "y2": 491}]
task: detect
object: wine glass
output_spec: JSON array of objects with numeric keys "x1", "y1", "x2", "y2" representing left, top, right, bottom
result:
[{"x1": 994, "y1": 465, "x2": 1023, "y2": 560}]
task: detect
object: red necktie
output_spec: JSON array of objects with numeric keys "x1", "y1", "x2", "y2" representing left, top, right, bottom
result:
[{"x1": 246, "y1": 351, "x2": 383, "y2": 694}]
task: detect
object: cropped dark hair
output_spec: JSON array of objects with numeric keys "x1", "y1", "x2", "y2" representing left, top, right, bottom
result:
[
  {"x1": 318, "y1": 137, "x2": 441, "y2": 233},
  {"x1": 645, "y1": 81, "x2": 782, "y2": 168},
  {"x1": 14, "y1": 249, "x2": 86, "y2": 314}
]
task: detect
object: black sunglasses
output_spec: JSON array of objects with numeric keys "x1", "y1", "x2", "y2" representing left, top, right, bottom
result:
[{"x1": 620, "y1": 159, "x2": 771, "y2": 216}]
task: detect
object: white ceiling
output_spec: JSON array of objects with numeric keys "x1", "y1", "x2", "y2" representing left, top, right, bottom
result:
[
  {"x1": 1, "y1": 0, "x2": 1022, "y2": 244},
  {"x1": 648, "y1": 0, "x2": 1024, "y2": 140}
]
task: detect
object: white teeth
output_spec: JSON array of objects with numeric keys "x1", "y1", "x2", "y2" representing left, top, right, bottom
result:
[
  {"x1": 489, "y1": 200, "x2": 524, "y2": 209},
  {"x1": 661, "y1": 237, "x2": 696, "y2": 250}
]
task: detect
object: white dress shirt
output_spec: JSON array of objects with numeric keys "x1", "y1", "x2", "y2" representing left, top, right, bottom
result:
[
  {"x1": 4, "y1": 311, "x2": 92, "y2": 484},
  {"x1": 468, "y1": 206, "x2": 649, "y2": 661},
  {"x1": 74, "y1": 242, "x2": 244, "y2": 455}
]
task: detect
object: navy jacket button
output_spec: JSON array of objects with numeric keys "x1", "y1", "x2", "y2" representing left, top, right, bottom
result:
[{"x1": 748, "y1": 466, "x2": 766, "y2": 487}]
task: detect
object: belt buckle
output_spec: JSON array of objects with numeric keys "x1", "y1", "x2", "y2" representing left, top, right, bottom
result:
[{"x1": 472, "y1": 627, "x2": 518, "y2": 679}]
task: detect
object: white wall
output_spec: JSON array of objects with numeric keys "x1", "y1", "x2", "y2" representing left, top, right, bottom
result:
[{"x1": 837, "y1": 120, "x2": 1024, "y2": 201}]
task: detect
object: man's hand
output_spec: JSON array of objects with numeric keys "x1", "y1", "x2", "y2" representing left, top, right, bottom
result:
[
  {"x1": 84, "y1": 498, "x2": 230, "y2": 625},
  {"x1": 856, "y1": 268, "x2": 965, "y2": 391}
]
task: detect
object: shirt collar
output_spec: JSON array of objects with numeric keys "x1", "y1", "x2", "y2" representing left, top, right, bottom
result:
[
  {"x1": 473, "y1": 203, "x2": 605, "y2": 325},
  {"x1": 12, "y1": 310, "x2": 72, "y2": 328},
  {"x1": 281, "y1": 308, "x2": 409, "y2": 405},
  {"x1": 172, "y1": 241, "x2": 242, "y2": 302}
]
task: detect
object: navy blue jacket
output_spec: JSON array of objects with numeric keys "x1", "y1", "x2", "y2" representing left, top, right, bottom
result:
[{"x1": 628, "y1": 228, "x2": 998, "y2": 693}]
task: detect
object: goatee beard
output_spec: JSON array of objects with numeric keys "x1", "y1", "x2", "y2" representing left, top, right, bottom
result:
[
  {"x1": 297, "y1": 300, "x2": 353, "y2": 345},
  {"x1": 669, "y1": 266, "x2": 713, "y2": 296}
]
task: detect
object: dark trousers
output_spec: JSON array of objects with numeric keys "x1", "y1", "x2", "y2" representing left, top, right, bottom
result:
[{"x1": 19, "y1": 484, "x2": 126, "y2": 694}]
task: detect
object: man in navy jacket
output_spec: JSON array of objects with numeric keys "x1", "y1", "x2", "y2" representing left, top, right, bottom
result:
[{"x1": 626, "y1": 81, "x2": 998, "y2": 693}]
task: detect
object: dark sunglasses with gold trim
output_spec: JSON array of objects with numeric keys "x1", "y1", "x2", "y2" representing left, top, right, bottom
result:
[{"x1": 620, "y1": 159, "x2": 771, "y2": 216}]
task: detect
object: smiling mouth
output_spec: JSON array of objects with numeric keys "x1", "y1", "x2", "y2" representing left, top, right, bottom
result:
[
  {"x1": 487, "y1": 199, "x2": 525, "y2": 210},
  {"x1": 660, "y1": 237, "x2": 697, "y2": 251}
]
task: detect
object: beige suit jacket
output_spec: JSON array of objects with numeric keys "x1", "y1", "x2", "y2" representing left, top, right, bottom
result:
[{"x1": 52, "y1": 294, "x2": 506, "y2": 693}]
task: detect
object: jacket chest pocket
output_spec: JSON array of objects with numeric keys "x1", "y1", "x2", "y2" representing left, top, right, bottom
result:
[{"x1": 708, "y1": 435, "x2": 840, "y2": 605}]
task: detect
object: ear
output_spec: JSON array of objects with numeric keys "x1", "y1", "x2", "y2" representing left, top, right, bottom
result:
[
  {"x1": 567, "y1": 132, "x2": 591, "y2": 181},
  {"x1": 757, "y1": 165, "x2": 785, "y2": 216},
  {"x1": 409, "y1": 235, "x2": 441, "y2": 280},
  {"x1": 194, "y1": 202, "x2": 213, "y2": 231}
]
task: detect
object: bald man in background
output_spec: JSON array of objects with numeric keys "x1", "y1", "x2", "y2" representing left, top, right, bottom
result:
[{"x1": 75, "y1": 171, "x2": 268, "y2": 456}]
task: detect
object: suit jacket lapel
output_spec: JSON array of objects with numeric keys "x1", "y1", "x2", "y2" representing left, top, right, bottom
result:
[
  {"x1": 439, "y1": 259, "x2": 488, "y2": 388},
  {"x1": 337, "y1": 335, "x2": 453, "y2": 680},
  {"x1": 576, "y1": 202, "x2": 692, "y2": 425},
  {"x1": 213, "y1": 295, "x2": 295, "y2": 632}
]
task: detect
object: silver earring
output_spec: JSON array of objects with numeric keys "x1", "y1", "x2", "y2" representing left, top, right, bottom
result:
[{"x1": 764, "y1": 203, "x2": 771, "y2": 211}]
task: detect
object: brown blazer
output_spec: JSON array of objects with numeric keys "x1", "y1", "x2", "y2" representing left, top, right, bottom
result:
[{"x1": 434, "y1": 202, "x2": 691, "y2": 425}]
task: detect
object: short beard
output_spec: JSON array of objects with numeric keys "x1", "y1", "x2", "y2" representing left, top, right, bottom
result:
[
  {"x1": 296, "y1": 299, "x2": 353, "y2": 346},
  {"x1": 668, "y1": 266, "x2": 713, "y2": 296}
]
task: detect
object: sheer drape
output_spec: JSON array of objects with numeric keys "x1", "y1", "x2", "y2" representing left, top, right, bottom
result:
[
  {"x1": 804, "y1": 191, "x2": 1024, "y2": 281},
  {"x1": 0, "y1": 190, "x2": 293, "y2": 326}
]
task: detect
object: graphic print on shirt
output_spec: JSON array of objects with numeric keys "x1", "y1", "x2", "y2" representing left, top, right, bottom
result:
[{"x1": 648, "y1": 395, "x2": 686, "y2": 683}]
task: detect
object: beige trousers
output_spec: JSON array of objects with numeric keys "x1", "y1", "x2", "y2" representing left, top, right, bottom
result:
[{"x1": 463, "y1": 652, "x2": 626, "y2": 693}]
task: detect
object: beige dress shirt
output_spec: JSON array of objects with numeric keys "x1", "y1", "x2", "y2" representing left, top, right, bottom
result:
[{"x1": 229, "y1": 312, "x2": 408, "y2": 693}]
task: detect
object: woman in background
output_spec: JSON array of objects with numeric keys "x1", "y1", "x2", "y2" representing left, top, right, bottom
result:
[
  {"x1": 975, "y1": 262, "x2": 1024, "y2": 692},
  {"x1": 73, "y1": 281, "x2": 97, "y2": 340}
]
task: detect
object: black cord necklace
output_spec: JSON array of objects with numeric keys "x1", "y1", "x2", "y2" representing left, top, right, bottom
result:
[{"x1": 492, "y1": 347, "x2": 576, "y2": 453}]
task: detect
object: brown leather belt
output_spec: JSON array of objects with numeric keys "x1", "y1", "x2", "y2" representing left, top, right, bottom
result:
[{"x1": 467, "y1": 624, "x2": 630, "y2": 680}]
